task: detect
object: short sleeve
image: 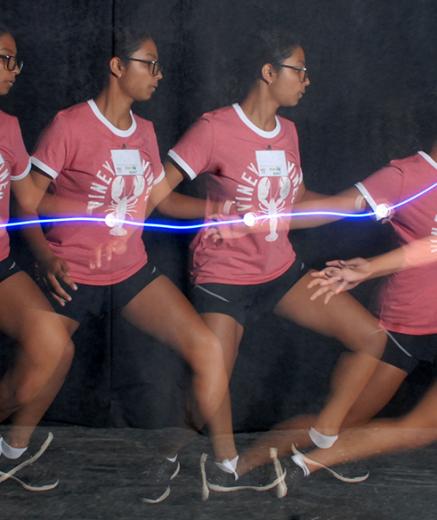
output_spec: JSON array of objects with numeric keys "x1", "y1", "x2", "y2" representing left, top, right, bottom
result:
[
  {"x1": 167, "y1": 116, "x2": 214, "y2": 180},
  {"x1": 31, "y1": 113, "x2": 69, "y2": 180},
  {"x1": 9, "y1": 118, "x2": 31, "y2": 181},
  {"x1": 355, "y1": 164, "x2": 404, "y2": 219}
]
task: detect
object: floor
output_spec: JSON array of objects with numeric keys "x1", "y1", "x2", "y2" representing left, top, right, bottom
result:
[{"x1": 1, "y1": 426, "x2": 436, "y2": 520}]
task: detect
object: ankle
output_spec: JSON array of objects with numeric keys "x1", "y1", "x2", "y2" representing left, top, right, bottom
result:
[
  {"x1": 309, "y1": 427, "x2": 338, "y2": 449},
  {"x1": 215, "y1": 454, "x2": 239, "y2": 479},
  {"x1": 0, "y1": 437, "x2": 28, "y2": 459}
]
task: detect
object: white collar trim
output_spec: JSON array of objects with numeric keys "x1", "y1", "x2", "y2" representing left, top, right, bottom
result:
[
  {"x1": 232, "y1": 103, "x2": 281, "y2": 139},
  {"x1": 418, "y1": 151, "x2": 437, "y2": 170},
  {"x1": 87, "y1": 99, "x2": 137, "y2": 137}
]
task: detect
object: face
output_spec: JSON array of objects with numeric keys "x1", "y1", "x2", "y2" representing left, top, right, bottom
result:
[
  {"x1": 0, "y1": 32, "x2": 21, "y2": 96},
  {"x1": 117, "y1": 38, "x2": 163, "y2": 102},
  {"x1": 267, "y1": 46, "x2": 310, "y2": 107}
]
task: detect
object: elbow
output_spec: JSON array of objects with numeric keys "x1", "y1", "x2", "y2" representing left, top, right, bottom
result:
[
  {"x1": 156, "y1": 195, "x2": 173, "y2": 217},
  {"x1": 16, "y1": 196, "x2": 38, "y2": 217}
]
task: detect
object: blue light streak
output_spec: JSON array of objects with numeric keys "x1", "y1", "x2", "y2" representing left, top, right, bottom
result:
[
  {"x1": 1, "y1": 181, "x2": 435, "y2": 232},
  {"x1": 390, "y1": 182, "x2": 437, "y2": 210}
]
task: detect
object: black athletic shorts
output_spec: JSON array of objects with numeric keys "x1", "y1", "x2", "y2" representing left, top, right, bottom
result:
[
  {"x1": 41, "y1": 262, "x2": 162, "y2": 323},
  {"x1": 0, "y1": 255, "x2": 21, "y2": 284},
  {"x1": 191, "y1": 260, "x2": 307, "y2": 326},
  {"x1": 382, "y1": 330, "x2": 437, "y2": 374}
]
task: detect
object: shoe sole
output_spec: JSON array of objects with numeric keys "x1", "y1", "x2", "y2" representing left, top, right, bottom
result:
[
  {"x1": 142, "y1": 460, "x2": 180, "y2": 504},
  {"x1": 143, "y1": 486, "x2": 171, "y2": 504},
  {"x1": 0, "y1": 432, "x2": 59, "y2": 492},
  {"x1": 200, "y1": 449, "x2": 287, "y2": 501},
  {"x1": 291, "y1": 443, "x2": 369, "y2": 483}
]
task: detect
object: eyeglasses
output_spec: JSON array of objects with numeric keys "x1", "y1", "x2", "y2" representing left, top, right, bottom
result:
[
  {"x1": 125, "y1": 58, "x2": 162, "y2": 76},
  {"x1": 0, "y1": 54, "x2": 23, "y2": 72},
  {"x1": 278, "y1": 64, "x2": 308, "y2": 82}
]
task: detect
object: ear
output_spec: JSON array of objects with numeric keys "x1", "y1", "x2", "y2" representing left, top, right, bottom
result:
[
  {"x1": 261, "y1": 63, "x2": 276, "y2": 85},
  {"x1": 109, "y1": 56, "x2": 125, "y2": 78}
]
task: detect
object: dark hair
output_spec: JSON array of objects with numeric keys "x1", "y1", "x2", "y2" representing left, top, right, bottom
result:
[
  {"x1": 230, "y1": 28, "x2": 302, "y2": 100},
  {"x1": 416, "y1": 91, "x2": 437, "y2": 153},
  {"x1": 112, "y1": 26, "x2": 153, "y2": 61},
  {"x1": 0, "y1": 24, "x2": 12, "y2": 39}
]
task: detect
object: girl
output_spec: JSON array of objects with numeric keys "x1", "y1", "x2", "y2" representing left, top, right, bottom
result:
[
  {"x1": 285, "y1": 129, "x2": 437, "y2": 481},
  {"x1": 0, "y1": 25, "x2": 73, "y2": 492},
  {"x1": 150, "y1": 29, "x2": 391, "y2": 497},
  {"x1": 235, "y1": 104, "x2": 437, "y2": 484},
  {"x1": 23, "y1": 27, "x2": 231, "y2": 503}
]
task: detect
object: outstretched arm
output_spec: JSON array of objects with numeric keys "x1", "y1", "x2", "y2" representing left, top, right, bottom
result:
[
  {"x1": 146, "y1": 161, "x2": 207, "y2": 220},
  {"x1": 308, "y1": 236, "x2": 437, "y2": 303},
  {"x1": 290, "y1": 186, "x2": 367, "y2": 230}
]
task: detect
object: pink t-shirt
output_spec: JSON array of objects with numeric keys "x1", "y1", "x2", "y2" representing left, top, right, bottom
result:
[
  {"x1": 169, "y1": 104, "x2": 303, "y2": 285},
  {"x1": 32, "y1": 100, "x2": 165, "y2": 285},
  {"x1": 356, "y1": 152, "x2": 437, "y2": 334},
  {"x1": 0, "y1": 111, "x2": 31, "y2": 261}
]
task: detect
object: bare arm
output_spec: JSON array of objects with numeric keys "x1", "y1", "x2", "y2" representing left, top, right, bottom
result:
[
  {"x1": 308, "y1": 236, "x2": 437, "y2": 303},
  {"x1": 148, "y1": 161, "x2": 206, "y2": 220},
  {"x1": 354, "y1": 236, "x2": 437, "y2": 279},
  {"x1": 14, "y1": 170, "x2": 77, "y2": 302},
  {"x1": 290, "y1": 186, "x2": 366, "y2": 230}
]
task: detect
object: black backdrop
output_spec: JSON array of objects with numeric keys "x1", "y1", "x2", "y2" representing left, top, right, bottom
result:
[{"x1": 1, "y1": 0, "x2": 437, "y2": 431}]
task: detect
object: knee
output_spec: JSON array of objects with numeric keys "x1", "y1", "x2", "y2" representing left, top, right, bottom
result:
[
  {"x1": 342, "y1": 327, "x2": 387, "y2": 358},
  {"x1": 44, "y1": 334, "x2": 75, "y2": 372},
  {"x1": 184, "y1": 330, "x2": 224, "y2": 372},
  {"x1": 58, "y1": 340, "x2": 75, "y2": 373}
]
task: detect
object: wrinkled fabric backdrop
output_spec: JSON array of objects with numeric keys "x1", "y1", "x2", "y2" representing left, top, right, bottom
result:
[{"x1": 1, "y1": 0, "x2": 436, "y2": 431}]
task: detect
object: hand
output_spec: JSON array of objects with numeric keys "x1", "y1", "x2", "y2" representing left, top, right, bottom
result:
[
  {"x1": 37, "y1": 255, "x2": 78, "y2": 306},
  {"x1": 203, "y1": 213, "x2": 249, "y2": 245},
  {"x1": 89, "y1": 236, "x2": 128, "y2": 270},
  {"x1": 307, "y1": 257, "x2": 372, "y2": 304}
]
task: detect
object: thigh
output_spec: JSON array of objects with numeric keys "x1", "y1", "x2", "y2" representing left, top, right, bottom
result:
[
  {"x1": 0, "y1": 271, "x2": 78, "y2": 342},
  {"x1": 402, "y1": 381, "x2": 437, "y2": 427},
  {"x1": 0, "y1": 272, "x2": 78, "y2": 375},
  {"x1": 121, "y1": 275, "x2": 215, "y2": 350},
  {"x1": 274, "y1": 271, "x2": 386, "y2": 356},
  {"x1": 201, "y1": 312, "x2": 244, "y2": 375}
]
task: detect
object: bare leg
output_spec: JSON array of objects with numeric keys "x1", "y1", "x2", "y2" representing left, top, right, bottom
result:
[
  {"x1": 304, "y1": 381, "x2": 437, "y2": 473},
  {"x1": 199, "y1": 313, "x2": 244, "y2": 461},
  {"x1": 0, "y1": 272, "x2": 77, "y2": 448},
  {"x1": 121, "y1": 276, "x2": 229, "y2": 431},
  {"x1": 274, "y1": 272, "x2": 387, "y2": 436},
  {"x1": 237, "y1": 360, "x2": 407, "y2": 475}
]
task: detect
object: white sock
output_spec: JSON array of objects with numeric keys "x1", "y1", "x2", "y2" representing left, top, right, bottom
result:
[
  {"x1": 215, "y1": 454, "x2": 239, "y2": 480},
  {"x1": 0, "y1": 437, "x2": 28, "y2": 460},
  {"x1": 308, "y1": 427, "x2": 338, "y2": 449},
  {"x1": 291, "y1": 453, "x2": 310, "y2": 477},
  {"x1": 166, "y1": 454, "x2": 178, "y2": 463}
]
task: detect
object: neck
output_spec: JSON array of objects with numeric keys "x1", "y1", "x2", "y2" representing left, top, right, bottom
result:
[
  {"x1": 240, "y1": 84, "x2": 279, "y2": 131},
  {"x1": 94, "y1": 85, "x2": 133, "y2": 130}
]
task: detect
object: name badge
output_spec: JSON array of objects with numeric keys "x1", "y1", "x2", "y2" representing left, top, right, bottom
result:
[
  {"x1": 255, "y1": 150, "x2": 287, "y2": 177},
  {"x1": 111, "y1": 149, "x2": 142, "y2": 176}
]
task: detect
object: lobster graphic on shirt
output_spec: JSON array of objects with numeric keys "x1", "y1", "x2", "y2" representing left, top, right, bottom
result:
[
  {"x1": 102, "y1": 159, "x2": 151, "y2": 236},
  {"x1": 256, "y1": 162, "x2": 302, "y2": 242}
]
